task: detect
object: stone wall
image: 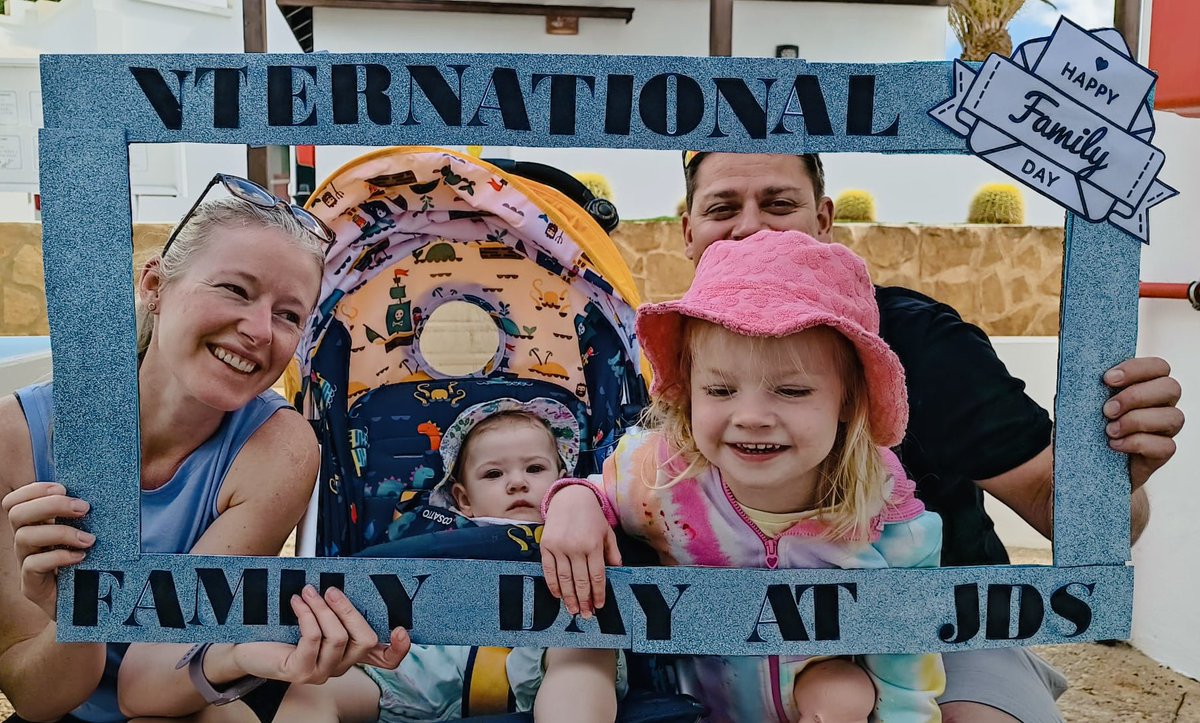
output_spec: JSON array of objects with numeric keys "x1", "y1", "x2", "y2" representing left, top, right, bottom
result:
[
  {"x1": 612, "y1": 221, "x2": 1065, "y2": 337},
  {"x1": 1, "y1": 222, "x2": 1063, "y2": 338},
  {"x1": 1, "y1": 223, "x2": 170, "y2": 337}
]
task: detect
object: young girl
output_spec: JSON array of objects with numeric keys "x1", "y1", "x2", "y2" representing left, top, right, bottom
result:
[
  {"x1": 540, "y1": 229, "x2": 945, "y2": 723},
  {"x1": 277, "y1": 397, "x2": 626, "y2": 723}
]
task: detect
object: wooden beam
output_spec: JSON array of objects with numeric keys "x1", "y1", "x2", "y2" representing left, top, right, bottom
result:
[
  {"x1": 276, "y1": 0, "x2": 634, "y2": 22},
  {"x1": 1114, "y1": 0, "x2": 1141, "y2": 58},
  {"x1": 244, "y1": 0, "x2": 268, "y2": 52},
  {"x1": 748, "y1": 0, "x2": 948, "y2": 4},
  {"x1": 244, "y1": 0, "x2": 270, "y2": 187},
  {"x1": 710, "y1": 0, "x2": 732, "y2": 57}
]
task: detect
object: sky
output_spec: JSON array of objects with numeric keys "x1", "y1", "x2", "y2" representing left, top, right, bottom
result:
[{"x1": 946, "y1": 0, "x2": 1118, "y2": 58}]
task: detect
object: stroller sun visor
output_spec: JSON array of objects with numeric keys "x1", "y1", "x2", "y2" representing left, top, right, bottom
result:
[{"x1": 296, "y1": 147, "x2": 643, "y2": 417}]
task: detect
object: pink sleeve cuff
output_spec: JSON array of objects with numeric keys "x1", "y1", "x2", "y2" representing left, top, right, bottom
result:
[{"x1": 541, "y1": 477, "x2": 619, "y2": 527}]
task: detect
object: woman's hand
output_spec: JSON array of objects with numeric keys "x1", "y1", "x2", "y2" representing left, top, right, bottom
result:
[
  {"x1": 540, "y1": 484, "x2": 621, "y2": 619},
  {"x1": 2, "y1": 482, "x2": 94, "y2": 620},
  {"x1": 225, "y1": 586, "x2": 409, "y2": 685}
]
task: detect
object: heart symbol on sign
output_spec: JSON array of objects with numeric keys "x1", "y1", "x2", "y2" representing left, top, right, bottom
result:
[{"x1": 1096, "y1": 57, "x2": 1110, "y2": 71}]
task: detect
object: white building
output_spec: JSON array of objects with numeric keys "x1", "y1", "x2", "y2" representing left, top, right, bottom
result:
[
  {"x1": 292, "y1": 0, "x2": 1068, "y2": 224},
  {"x1": 0, "y1": 0, "x2": 302, "y2": 221}
]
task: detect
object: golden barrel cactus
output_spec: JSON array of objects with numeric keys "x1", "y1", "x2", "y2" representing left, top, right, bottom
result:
[
  {"x1": 969, "y1": 183, "x2": 1026, "y2": 224},
  {"x1": 834, "y1": 189, "x2": 877, "y2": 223},
  {"x1": 573, "y1": 172, "x2": 614, "y2": 202}
]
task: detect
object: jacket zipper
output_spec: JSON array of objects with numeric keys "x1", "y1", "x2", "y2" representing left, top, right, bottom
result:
[
  {"x1": 720, "y1": 480, "x2": 790, "y2": 721},
  {"x1": 720, "y1": 480, "x2": 780, "y2": 569}
]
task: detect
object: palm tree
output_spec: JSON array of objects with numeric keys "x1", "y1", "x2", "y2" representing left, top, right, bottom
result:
[{"x1": 950, "y1": 0, "x2": 1057, "y2": 61}]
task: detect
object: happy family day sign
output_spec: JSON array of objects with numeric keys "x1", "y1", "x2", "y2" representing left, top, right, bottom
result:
[{"x1": 39, "y1": 17, "x2": 1165, "y2": 654}]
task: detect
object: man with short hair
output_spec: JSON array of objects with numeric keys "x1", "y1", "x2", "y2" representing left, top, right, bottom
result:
[{"x1": 680, "y1": 151, "x2": 1183, "y2": 723}]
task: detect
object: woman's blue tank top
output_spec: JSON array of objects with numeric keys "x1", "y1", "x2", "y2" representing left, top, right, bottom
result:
[{"x1": 15, "y1": 382, "x2": 290, "y2": 722}]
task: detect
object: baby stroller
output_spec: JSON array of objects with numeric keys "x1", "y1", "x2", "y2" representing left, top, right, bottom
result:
[
  {"x1": 290, "y1": 146, "x2": 648, "y2": 556},
  {"x1": 288, "y1": 147, "x2": 700, "y2": 721}
]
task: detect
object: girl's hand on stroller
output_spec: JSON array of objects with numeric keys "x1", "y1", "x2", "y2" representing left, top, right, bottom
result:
[
  {"x1": 230, "y1": 586, "x2": 410, "y2": 683},
  {"x1": 3, "y1": 482, "x2": 95, "y2": 620},
  {"x1": 541, "y1": 485, "x2": 621, "y2": 619}
]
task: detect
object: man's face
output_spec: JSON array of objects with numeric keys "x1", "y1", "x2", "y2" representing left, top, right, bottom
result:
[{"x1": 682, "y1": 154, "x2": 833, "y2": 266}]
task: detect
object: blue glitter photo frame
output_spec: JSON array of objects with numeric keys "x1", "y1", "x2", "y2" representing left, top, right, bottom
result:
[{"x1": 40, "y1": 51, "x2": 1141, "y2": 655}]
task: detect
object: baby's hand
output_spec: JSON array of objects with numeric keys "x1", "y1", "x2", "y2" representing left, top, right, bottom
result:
[{"x1": 540, "y1": 484, "x2": 621, "y2": 619}]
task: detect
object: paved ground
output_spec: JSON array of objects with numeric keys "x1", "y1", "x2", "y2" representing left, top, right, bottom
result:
[
  {"x1": 4, "y1": 547, "x2": 1198, "y2": 721},
  {"x1": 1008, "y1": 547, "x2": 1200, "y2": 722}
]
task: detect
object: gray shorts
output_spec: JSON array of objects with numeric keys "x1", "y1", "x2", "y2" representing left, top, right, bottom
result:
[{"x1": 939, "y1": 648, "x2": 1068, "y2": 723}]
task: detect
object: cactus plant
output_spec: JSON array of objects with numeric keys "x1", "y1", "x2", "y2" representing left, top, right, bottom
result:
[
  {"x1": 968, "y1": 183, "x2": 1026, "y2": 224},
  {"x1": 964, "y1": 182, "x2": 1022, "y2": 222},
  {"x1": 573, "y1": 172, "x2": 614, "y2": 202},
  {"x1": 834, "y1": 189, "x2": 877, "y2": 223}
]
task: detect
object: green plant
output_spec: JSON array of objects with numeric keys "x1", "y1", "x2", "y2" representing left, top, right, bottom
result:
[
  {"x1": 968, "y1": 183, "x2": 1026, "y2": 224},
  {"x1": 834, "y1": 189, "x2": 877, "y2": 223},
  {"x1": 573, "y1": 172, "x2": 614, "y2": 202}
]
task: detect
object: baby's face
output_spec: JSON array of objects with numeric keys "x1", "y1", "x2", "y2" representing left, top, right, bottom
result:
[{"x1": 451, "y1": 420, "x2": 562, "y2": 523}]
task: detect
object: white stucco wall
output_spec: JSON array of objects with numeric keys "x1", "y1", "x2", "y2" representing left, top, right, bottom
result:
[
  {"x1": 1129, "y1": 109, "x2": 1200, "y2": 679},
  {"x1": 1125, "y1": 0, "x2": 1200, "y2": 679},
  {"x1": 0, "y1": 0, "x2": 302, "y2": 222},
  {"x1": 310, "y1": 0, "x2": 959, "y2": 221},
  {"x1": 731, "y1": 0, "x2": 945, "y2": 62},
  {"x1": 988, "y1": 337, "x2": 1058, "y2": 551}
]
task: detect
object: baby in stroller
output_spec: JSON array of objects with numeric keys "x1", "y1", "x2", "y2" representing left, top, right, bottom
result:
[{"x1": 277, "y1": 398, "x2": 625, "y2": 722}]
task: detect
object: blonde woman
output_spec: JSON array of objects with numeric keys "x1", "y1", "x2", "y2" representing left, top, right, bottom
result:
[{"x1": 0, "y1": 175, "x2": 408, "y2": 723}]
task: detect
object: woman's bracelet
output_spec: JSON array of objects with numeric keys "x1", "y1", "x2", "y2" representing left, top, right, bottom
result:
[{"x1": 175, "y1": 642, "x2": 268, "y2": 706}]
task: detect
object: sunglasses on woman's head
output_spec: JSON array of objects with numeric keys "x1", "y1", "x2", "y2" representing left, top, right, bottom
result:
[{"x1": 161, "y1": 173, "x2": 335, "y2": 257}]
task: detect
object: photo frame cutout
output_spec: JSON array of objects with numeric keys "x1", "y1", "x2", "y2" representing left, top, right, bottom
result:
[{"x1": 40, "y1": 52, "x2": 1138, "y2": 655}]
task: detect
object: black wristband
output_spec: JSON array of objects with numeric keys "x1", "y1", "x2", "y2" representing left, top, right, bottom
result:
[{"x1": 176, "y1": 643, "x2": 268, "y2": 706}]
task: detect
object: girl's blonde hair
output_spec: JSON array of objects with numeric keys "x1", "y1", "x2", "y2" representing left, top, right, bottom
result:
[
  {"x1": 135, "y1": 196, "x2": 325, "y2": 358},
  {"x1": 645, "y1": 319, "x2": 890, "y2": 542}
]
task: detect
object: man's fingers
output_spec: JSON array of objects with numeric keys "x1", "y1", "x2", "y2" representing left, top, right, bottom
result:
[
  {"x1": 1104, "y1": 377, "x2": 1183, "y2": 420},
  {"x1": 1105, "y1": 357, "x2": 1172, "y2": 388},
  {"x1": 5, "y1": 494, "x2": 89, "y2": 530},
  {"x1": 1112, "y1": 432, "x2": 1177, "y2": 462},
  {"x1": 1106, "y1": 406, "x2": 1186, "y2": 439}
]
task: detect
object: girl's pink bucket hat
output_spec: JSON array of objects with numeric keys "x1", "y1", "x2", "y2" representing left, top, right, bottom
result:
[{"x1": 636, "y1": 229, "x2": 909, "y2": 447}]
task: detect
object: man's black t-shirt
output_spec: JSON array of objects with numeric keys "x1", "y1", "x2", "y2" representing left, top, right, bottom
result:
[{"x1": 876, "y1": 286, "x2": 1054, "y2": 567}]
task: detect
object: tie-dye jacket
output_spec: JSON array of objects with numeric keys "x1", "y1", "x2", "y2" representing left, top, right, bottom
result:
[{"x1": 552, "y1": 427, "x2": 944, "y2": 723}]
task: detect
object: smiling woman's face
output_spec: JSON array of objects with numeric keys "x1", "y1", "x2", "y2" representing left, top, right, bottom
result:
[
  {"x1": 141, "y1": 222, "x2": 321, "y2": 412},
  {"x1": 451, "y1": 417, "x2": 563, "y2": 522}
]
